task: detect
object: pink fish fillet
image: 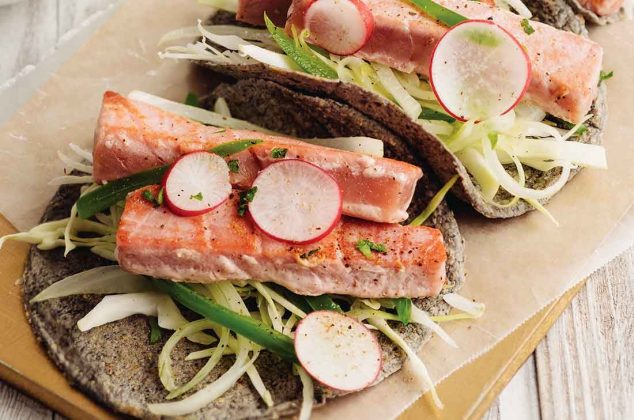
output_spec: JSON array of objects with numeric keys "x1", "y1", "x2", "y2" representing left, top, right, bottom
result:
[
  {"x1": 92, "y1": 92, "x2": 423, "y2": 224},
  {"x1": 287, "y1": 0, "x2": 603, "y2": 124},
  {"x1": 116, "y1": 186, "x2": 448, "y2": 298}
]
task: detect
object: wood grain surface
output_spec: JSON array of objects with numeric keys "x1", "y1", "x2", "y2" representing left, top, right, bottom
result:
[{"x1": 0, "y1": 1, "x2": 632, "y2": 419}]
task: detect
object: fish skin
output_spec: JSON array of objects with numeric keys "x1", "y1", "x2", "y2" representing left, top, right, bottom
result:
[
  {"x1": 286, "y1": 0, "x2": 602, "y2": 124},
  {"x1": 92, "y1": 91, "x2": 423, "y2": 223},
  {"x1": 116, "y1": 186, "x2": 448, "y2": 299}
]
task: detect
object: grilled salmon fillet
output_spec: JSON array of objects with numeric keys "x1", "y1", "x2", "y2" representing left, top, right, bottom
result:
[
  {"x1": 577, "y1": 0, "x2": 623, "y2": 15},
  {"x1": 93, "y1": 92, "x2": 423, "y2": 223},
  {"x1": 116, "y1": 186, "x2": 447, "y2": 298},
  {"x1": 287, "y1": 0, "x2": 603, "y2": 124}
]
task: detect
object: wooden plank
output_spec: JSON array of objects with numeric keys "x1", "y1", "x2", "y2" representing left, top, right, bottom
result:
[
  {"x1": 0, "y1": 381, "x2": 50, "y2": 420},
  {"x1": 399, "y1": 281, "x2": 585, "y2": 419},
  {"x1": 534, "y1": 247, "x2": 634, "y2": 420},
  {"x1": 483, "y1": 356, "x2": 540, "y2": 420}
]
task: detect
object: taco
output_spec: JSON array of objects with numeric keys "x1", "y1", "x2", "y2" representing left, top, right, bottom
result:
[
  {"x1": 6, "y1": 91, "x2": 472, "y2": 418},
  {"x1": 160, "y1": 0, "x2": 609, "y2": 219}
]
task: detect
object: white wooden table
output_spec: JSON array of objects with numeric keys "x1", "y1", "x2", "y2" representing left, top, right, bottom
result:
[{"x1": 0, "y1": 1, "x2": 632, "y2": 419}]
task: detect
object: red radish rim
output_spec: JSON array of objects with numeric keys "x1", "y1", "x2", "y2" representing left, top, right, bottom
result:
[
  {"x1": 294, "y1": 310, "x2": 383, "y2": 392},
  {"x1": 161, "y1": 151, "x2": 230, "y2": 217},
  {"x1": 428, "y1": 19, "x2": 532, "y2": 123},
  {"x1": 249, "y1": 159, "x2": 343, "y2": 245},
  {"x1": 304, "y1": 0, "x2": 376, "y2": 56}
]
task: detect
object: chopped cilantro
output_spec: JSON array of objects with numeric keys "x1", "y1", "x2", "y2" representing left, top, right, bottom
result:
[
  {"x1": 271, "y1": 148, "x2": 288, "y2": 158},
  {"x1": 156, "y1": 187, "x2": 164, "y2": 206},
  {"x1": 149, "y1": 317, "x2": 162, "y2": 344},
  {"x1": 238, "y1": 187, "x2": 258, "y2": 216},
  {"x1": 300, "y1": 248, "x2": 321, "y2": 259},
  {"x1": 599, "y1": 70, "x2": 613, "y2": 85},
  {"x1": 142, "y1": 189, "x2": 162, "y2": 208},
  {"x1": 228, "y1": 159, "x2": 240, "y2": 173},
  {"x1": 190, "y1": 192, "x2": 203, "y2": 201},
  {"x1": 184, "y1": 92, "x2": 200, "y2": 107},
  {"x1": 521, "y1": 19, "x2": 535, "y2": 35},
  {"x1": 356, "y1": 239, "x2": 387, "y2": 258},
  {"x1": 395, "y1": 298, "x2": 412, "y2": 325}
]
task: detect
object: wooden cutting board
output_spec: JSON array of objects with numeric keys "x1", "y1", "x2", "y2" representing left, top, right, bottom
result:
[{"x1": 0, "y1": 214, "x2": 581, "y2": 419}]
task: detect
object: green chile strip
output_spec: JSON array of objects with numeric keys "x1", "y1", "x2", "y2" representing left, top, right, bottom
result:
[
  {"x1": 152, "y1": 278, "x2": 297, "y2": 361},
  {"x1": 76, "y1": 139, "x2": 262, "y2": 219},
  {"x1": 407, "y1": 0, "x2": 467, "y2": 27}
]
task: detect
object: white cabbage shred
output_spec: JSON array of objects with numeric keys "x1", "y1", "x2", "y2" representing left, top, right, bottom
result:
[{"x1": 159, "y1": 23, "x2": 608, "y2": 220}]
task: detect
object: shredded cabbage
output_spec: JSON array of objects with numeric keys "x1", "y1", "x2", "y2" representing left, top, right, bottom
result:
[
  {"x1": 296, "y1": 365, "x2": 314, "y2": 420},
  {"x1": 159, "y1": 23, "x2": 609, "y2": 219},
  {"x1": 443, "y1": 293, "x2": 486, "y2": 318},
  {"x1": 369, "y1": 318, "x2": 443, "y2": 409},
  {"x1": 198, "y1": 0, "x2": 238, "y2": 12},
  {"x1": 30, "y1": 266, "x2": 150, "y2": 302},
  {"x1": 213, "y1": 97, "x2": 231, "y2": 117}
]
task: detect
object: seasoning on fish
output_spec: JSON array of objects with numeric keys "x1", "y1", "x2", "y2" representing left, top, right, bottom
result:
[
  {"x1": 286, "y1": 0, "x2": 602, "y2": 124},
  {"x1": 116, "y1": 186, "x2": 448, "y2": 298},
  {"x1": 93, "y1": 91, "x2": 423, "y2": 223}
]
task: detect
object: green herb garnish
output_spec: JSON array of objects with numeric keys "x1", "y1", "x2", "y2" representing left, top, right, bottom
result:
[
  {"x1": 238, "y1": 186, "x2": 258, "y2": 216},
  {"x1": 142, "y1": 189, "x2": 162, "y2": 207},
  {"x1": 521, "y1": 18, "x2": 535, "y2": 35},
  {"x1": 300, "y1": 248, "x2": 320, "y2": 259},
  {"x1": 149, "y1": 317, "x2": 162, "y2": 344},
  {"x1": 227, "y1": 159, "x2": 240, "y2": 173},
  {"x1": 271, "y1": 148, "x2": 288, "y2": 158},
  {"x1": 190, "y1": 192, "x2": 203, "y2": 201},
  {"x1": 156, "y1": 187, "x2": 164, "y2": 206},
  {"x1": 395, "y1": 298, "x2": 413, "y2": 325},
  {"x1": 264, "y1": 14, "x2": 338, "y2": 79},
  {"x1": 356, "y1": 239, "x2": 387, "y2": 258},
  {"x1": 599, "y1": 70, "x2": 613, "y2": 85},
  {"x1": 184, "y1": 92, "x2": 200, "y2": 107}
]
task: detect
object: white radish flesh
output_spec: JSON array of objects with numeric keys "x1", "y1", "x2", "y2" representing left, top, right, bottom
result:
[
  {"x1": 304, "y1": 0, "x2": 375, "y2": 56},
  {"x1": 294, "y1": 311, "x2": 382, "y2": 391},
  {"x1": 163, "y1": 152, "x2": 231, "y2": 217},
  {"x1": 248, "y1": 159, "x2": 342, "y2": 244},
  {"x1": 429, "y1": 20, "x2": 531, "y2": 122}
]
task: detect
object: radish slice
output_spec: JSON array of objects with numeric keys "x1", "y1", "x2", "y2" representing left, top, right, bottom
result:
[
  {"x1": 304, "y1": 0, "x2": 375, "y2": 56},
  {"x1": 249, "y1": 159, "x2": 342, "y2": 244},
  {"x1": 162, "y1": 151, "x2": 231, "y2": 216},
  {"x1": 429, "y1": 20, "x2": 531, "y2": 122},
  {"x1": 294, "y1": 311, "x2": 382, "y2": 391}
]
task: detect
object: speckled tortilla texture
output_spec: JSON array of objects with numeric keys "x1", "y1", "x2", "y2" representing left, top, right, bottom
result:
[
  {"x1": 198, "y1": 11, "x2": 606, "y2": 219},
  {"x1": 528, "y1": 0, "x2": 630, "y2": 25},
  {"x1": 23, "y1": 161, "x2": 464, "y2": 418}
]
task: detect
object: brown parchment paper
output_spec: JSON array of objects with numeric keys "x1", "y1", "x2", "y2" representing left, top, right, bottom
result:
[{"x1": 0, "y1": 1, "x2": 632, "y2": 418}]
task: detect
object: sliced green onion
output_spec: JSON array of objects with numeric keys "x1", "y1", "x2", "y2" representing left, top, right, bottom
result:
[
  {"x1": 151, "y1": 279, "x2": 296, "y2": 361},
  {"x1": 264, "y1": 15, "x2": 337, "y2": 79},
  {"x1": 407, "y1": 0, "x2": 467, "y2": 27},
  {"x1": 409, "y1": 175, "x2": 459, "y2": 226}
]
